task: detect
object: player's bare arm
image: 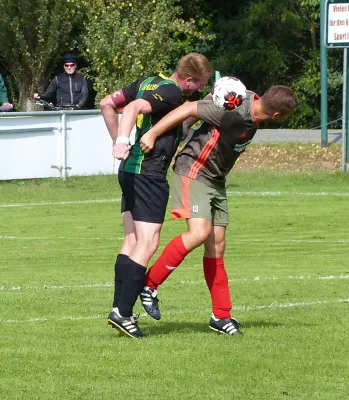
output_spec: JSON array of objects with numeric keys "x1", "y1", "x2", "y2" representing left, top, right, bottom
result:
[
  {"x1": 118, "y1": 98, "x2": 152, "y2": 139},
  {"x1": 140, "y1": 101, "x2": 199, "y2": 153},
  {"x1": 112, "y1": 98, "x2": 152, "y2": 160},
  {"x1": 100, "y1": 94, "x2": 120, "y2": 143}
]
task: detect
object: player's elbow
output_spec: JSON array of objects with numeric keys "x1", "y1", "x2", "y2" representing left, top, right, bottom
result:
[
  {"x1": 100, "y1": 97, "x2": 117, "y2": 115},
  {"x1": 125, "y1": 98, "x2": 152, "y2": 115},
  {"x1": 99, "y1": 97, "x2": 109, "y2": 109}
]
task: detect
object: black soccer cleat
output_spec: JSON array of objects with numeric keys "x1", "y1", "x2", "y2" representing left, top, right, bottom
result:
[
  {"x1": 140, "y1": 286, "x2": 161, "y2": 320},
  {"x1": 108, "y1": 308, "x2": 145, "y2": 339},
  {"x1": 209, "y1": 316, "x2": 242, "y2": 335}
]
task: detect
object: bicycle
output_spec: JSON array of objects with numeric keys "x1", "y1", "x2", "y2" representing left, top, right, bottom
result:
[{"x1": 35, "y1": 99, "x2": 78, "y2": 111}]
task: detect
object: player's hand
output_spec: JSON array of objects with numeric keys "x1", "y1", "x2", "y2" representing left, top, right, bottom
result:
[
  {"x1": 112, "y1": 143, "x2": 129, "y2": 160},
  {"x1": 140, "y1": 132, "x2": 156, "y2": 153}
]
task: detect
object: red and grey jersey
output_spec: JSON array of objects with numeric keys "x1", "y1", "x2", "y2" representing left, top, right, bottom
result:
[
  {"x1": 118, "y1": 75, "x2": 184, "y2": 177},
  {"x1": 173, "y1": 91, "x2": 259, "y2": 189}
]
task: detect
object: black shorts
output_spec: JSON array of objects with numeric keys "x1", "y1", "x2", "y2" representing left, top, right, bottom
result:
[{"x1": 118, "y1": 171, "x2": 169, "y2": 223}]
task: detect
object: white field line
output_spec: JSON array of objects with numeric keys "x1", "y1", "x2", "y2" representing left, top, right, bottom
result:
[
  {"x1": 180, "y1": 274, "x2": 349, "y2": 284},
  {"x1": 226, "y1": 191, "x2": 349, "y2": 197},
  {"x1": 1, "y1": 297, "x2": 348, "y2": 324},
  {"x1": 1, "y1": 190, "x2": 349, "y2": 209},
  {"x1": 233, "y1": 239, "x2": 349, "y2": 244},
  {"x1": 0, "y1": 236, "x2": 125, "y2": 241},
  {"x1": 0, "y1": 282, "x2": 113, "y2": 291},
  {"x1": 1, "y1": 274, "x2": 348, "y2": 292},
  {"x1": 0, "y1": 199, "x2": 121, "y2": 208},
  {"x1": 1, "y1": 235, "x2": 349, "y2": 245}
]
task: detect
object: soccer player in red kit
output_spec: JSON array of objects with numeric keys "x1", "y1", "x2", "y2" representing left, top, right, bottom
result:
[{"x1": 139, "y1": 84, "x2": 297, "y2": 335}]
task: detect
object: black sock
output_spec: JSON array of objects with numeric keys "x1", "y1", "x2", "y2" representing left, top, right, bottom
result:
[
  {"x1": 112, "y1": 254, "x2": 129, "y2": 308},
  {"x1": 118, "y1": 258, "x2": 146, "y2": 317}
]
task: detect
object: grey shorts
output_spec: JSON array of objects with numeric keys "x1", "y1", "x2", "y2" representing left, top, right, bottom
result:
[{"x1": 170, "y1": 173, "x2": 228, "y2": 226}]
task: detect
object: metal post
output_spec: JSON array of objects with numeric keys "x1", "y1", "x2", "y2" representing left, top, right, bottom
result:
[
  {"x1": 61, "y1": 113, "x2": 67, "y2": 180},
  {"x1": 320, "y1": 0, "x2": 328, "y2": 147},
  {"x1": 215, "y1": 71, "x2": 221, "y2": 82},
  {"x1": 346, "y1": 49, "x2": 349, "y2": 170},
  {"x1": 342, "y1": 48, "x2": 349, "y2": 171}
]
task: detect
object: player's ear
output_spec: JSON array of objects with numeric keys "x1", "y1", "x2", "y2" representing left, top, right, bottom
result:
[
  {"x1": 184, "y1": 77, "x2": 191, "y2": 86},
  {"x1": 272, "y1": 112, "x2": 280, "y2": 120},
  {"x1": 185, "y1": 77, "x2": 194, "y2": 91}
]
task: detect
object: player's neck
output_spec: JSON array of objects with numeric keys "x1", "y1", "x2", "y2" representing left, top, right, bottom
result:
[
  {"x1": 253, "y1": 99, "x2": 269, "y2": 123},
  {"x1": 169, "y1": 72, "x2": 181, "y2": 86}
]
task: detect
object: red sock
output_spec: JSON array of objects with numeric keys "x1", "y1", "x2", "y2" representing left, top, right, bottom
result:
[
  {"x1": 145, "y1": 235, "x2": 189, "y2": 289},
  {"x1": 203, "y1": 257, "x2": 232, "y2": 319}
]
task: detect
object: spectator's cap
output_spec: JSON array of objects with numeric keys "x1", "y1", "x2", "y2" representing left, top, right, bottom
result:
[{"x1": 64, "y1": 53, "x2": 77, "y2": 64}]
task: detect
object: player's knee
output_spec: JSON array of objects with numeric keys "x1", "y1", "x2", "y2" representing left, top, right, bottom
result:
[
  {"x1": 139, "y1": 235, "x2": 160, "y2": 256},
  {"x1": 215, "y1": 239, "x2": 226, "y2": 254},
  {"x1": 189, "y1": 230, "x2": 211, "y2": 247},
  {"x1": 148, "y1": 240, "x2": 159, "y2": 256},
  {"x1": 204, "y1": 239, "x2": 226, "y2": 258},
  {"x1": 123, "y1": 234, "x2": 137, "y2": 249}
]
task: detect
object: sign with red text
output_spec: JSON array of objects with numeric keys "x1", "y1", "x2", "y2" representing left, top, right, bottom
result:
[{"x1": 326, "y1": 0, "x2": 349, "y2": 47}]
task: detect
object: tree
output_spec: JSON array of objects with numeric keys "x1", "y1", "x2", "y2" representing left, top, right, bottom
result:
[
  {"x1": 207, "y1": 0, "x2": 344, "y2": 128},
  {"x1": 211, "y1": 0, "x2": 305, "y2": 90},
  {"x1": 0, "y1": 0, "x2": 78, "y2": 110},
  {"x1": 288, "y1": 0, "x2": 343, "y2": 128},
  {"x1": 77, "y1": 0, "x2": 215, "y2": 103}
]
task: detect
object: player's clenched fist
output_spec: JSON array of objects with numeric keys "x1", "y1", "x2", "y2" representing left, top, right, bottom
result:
[
  {"x1": 113, "y1": 136, "x2": 130, "y2": 160},
  {"x1": 140, "y1": 131, "x2": 156, "y2": 153}
]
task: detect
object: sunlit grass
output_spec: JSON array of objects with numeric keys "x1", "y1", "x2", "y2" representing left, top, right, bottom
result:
[{"x1": 1, "y1": 170, "x2": 349, "y2": 399}]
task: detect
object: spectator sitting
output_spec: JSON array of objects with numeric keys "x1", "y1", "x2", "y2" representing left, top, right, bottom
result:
[
  {"x1": 0, "y1": 73, "x2": 14, "y2": 112},
  {"x1": 33, "y1": 54, "x2": 88, "y2": 109}
]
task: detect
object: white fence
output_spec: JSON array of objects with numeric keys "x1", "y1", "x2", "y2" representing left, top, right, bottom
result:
[
  {"x1": 0, "y1": 110, "x2": 134, "y2": 181},
  {"x1": 0, "y1": 110, "x2": 339, "y2": 180}
]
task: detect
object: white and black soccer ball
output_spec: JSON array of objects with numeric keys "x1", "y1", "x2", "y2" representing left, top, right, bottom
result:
[{"x1": 211, "y1": 76, "x2": 247, "y2": 111}]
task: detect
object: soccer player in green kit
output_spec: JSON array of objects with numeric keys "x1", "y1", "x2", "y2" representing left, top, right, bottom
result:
[{"x1": 100, "y1": 53, "x2": 213, "y2": 338}]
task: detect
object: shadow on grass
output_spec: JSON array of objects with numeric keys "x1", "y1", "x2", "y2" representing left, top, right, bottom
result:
[
  {"x1": 142, "y1": 319, "x2": 284, "y2": 336},
  {"x1": 225, "y1": 183, "x2": 240, "y2": 190},
  {"x1": 240, "y1": 320, "x2": 284, "y2": 329},
  {"x1": 104, "y1": 319, "x2": 286, "y2": 341},
  {"x1": 144, "y1": 321, "x2": 209, "y2": 336}
]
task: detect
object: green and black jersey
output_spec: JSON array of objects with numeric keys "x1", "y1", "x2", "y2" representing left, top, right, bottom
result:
[{"x1": 119, "y1": 75, "x2": 184, "y2": 177}]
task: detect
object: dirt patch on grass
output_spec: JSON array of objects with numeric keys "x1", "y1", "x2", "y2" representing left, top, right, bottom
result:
[{"x1": 234, "y1": 143, "x2": 342, "y2": 172}]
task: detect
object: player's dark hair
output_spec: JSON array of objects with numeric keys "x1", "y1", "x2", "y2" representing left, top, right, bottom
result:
[{"x1": 261, "y1": 85, "x2": 297, "y2": 115}]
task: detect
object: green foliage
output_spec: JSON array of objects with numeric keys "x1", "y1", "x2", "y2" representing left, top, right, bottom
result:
[
  {"x1": 300, "y1": 0, "x2": 320, "y2": 22},
  {"x1": 0, "y1": 0, "x2": 78, "y2": 109},
  {"x1": 210, "y1": 0, "x2": 344, "y2": 129},
  {"x1": 0, "y1": 0, "x2": 344, "y2": 128},
  {"x1": 212, "y1": 0, "x2": 306, "y2": 89},
  {"x1": 289, "y1": 49, "x2": 343, "y2": 129},
  {"x1": 76, "y1": 0, "x2": 215, "y2": 103},
  {"x1": 288, "y1": 52, "x2": 321, "y2": 128}
]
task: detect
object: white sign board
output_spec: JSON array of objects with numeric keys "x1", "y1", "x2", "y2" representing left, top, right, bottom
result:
[{"x1": 326, "y1": 0, "x2": 349, "y2": 47}]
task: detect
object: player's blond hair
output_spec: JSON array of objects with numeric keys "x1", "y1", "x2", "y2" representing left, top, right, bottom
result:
[{"x1": 175, "y1": 53, "x2": 213, "y2": 82}]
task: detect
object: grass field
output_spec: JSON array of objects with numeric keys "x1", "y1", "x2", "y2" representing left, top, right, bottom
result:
[{"x1": 1, "y1": 170, "x2": 349, "y2": 399}]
